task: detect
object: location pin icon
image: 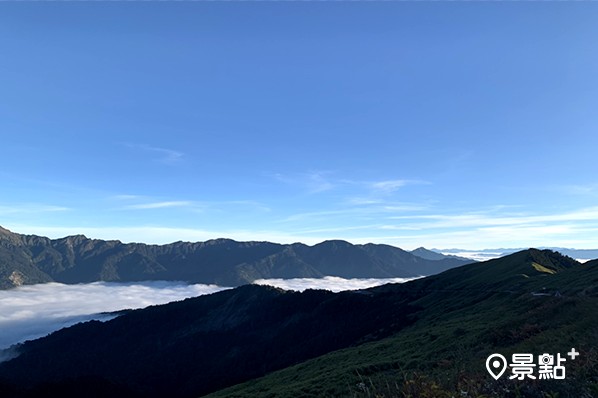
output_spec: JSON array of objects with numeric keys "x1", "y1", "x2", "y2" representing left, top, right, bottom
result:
[{"x1": 486, "y1": 353, "x2": 507, "y2": 380}]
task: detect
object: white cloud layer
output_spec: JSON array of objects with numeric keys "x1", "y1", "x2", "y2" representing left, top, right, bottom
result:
[
  {"x1": 0, "y1": 277, "x2": 419, "y2": 355},
  {"x1": 439, "y1": 251, "x2": 506, "y2": 262},
  {"x1": 0, "y1": 281, "x2": 228, "y2": 351},
  {"x1": 254, "y1": 276, "x2": 420, "y2": 293}
]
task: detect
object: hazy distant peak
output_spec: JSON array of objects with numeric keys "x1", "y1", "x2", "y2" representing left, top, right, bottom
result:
[
  {"x1": 410, "y1": 247, "x2": 474, "y2": 263},
  {"x1": 314, "y1": 239, "x2": 353, "y2": 248},
  {"x1": 410, "y1": 247, "x2": 447, "y2": 261}
]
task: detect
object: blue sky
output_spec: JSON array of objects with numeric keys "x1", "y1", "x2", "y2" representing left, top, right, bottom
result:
[{"x1": 1, "y1": 3, "x2": 597, "y2": 249}]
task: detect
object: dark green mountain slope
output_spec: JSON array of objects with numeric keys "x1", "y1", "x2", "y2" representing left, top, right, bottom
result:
[
  {"x1": 207, "y1": 249, "x2": 598, "y2": 398},
  {"x1": 0, "y1": 227, "x2": 53, "y2": 289},
  {"x1": 0, "y1": 227, "x2": 473, "y2": 289},
  {"x1": 0, "y1": 249, "x2": 595, "y2": 398},
  {"x1": 407, "y1": 248, "x2": 579, "y2": 296},
  {"x1": 0, "y1": 285, "x2": 420, "y2": 397}
]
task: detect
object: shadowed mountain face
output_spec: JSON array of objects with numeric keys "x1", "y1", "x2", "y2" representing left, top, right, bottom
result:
[
  {"x1": 0, "y1": 284, "x2": 420, "y2": 397},
  {"x1": 0, "y1": 227, "x2": 473, "y2": 289},
  {"x1": 0, "y1": 249, "x2": 596, "y2": 398},
  {"x1": 208, "y1": 249, "x2": 598, "y2": 397}
]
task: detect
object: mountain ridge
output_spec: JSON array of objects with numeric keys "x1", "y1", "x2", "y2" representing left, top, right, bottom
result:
[{"x1": 0, "y1": 227, "x2": 472, "y2": 289}]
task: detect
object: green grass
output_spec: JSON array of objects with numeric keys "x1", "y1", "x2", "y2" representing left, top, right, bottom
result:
[
  {"x1": 532, "y1": 262, "x2": 556, "y2": 274},
  {"x1": 207, "y1": 295, "x2": 598, "y2": 397}
]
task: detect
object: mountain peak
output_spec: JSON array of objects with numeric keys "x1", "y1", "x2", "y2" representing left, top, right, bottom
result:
[
  {"x1": 413, "y1": 248, "x2": 584, "y2": 294},
  {"x1": 0, "y1": 226, "x2": 13, "y2": 234},
  {"x1": 63, "y1": 234, "x2": 89, "y2": 241},
  {"x1": 492, "y1": 248, "x2": 580, "y2": 277},
  {"x1": 410, "y1": 247, "x2": 446, "y2": 261},
  {"x1": 526, "y1": 248, "x2": 579, "y2": 273},
  {"x1": 316, "y1": 239, "x2": 352, "y2": 247},
  {"x1": 0, "y1": 226, "x2": 23, "y2": 246}
]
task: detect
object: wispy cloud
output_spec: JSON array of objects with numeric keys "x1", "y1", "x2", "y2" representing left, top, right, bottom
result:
[
  {"x1": 125, "y1": 144, "x2": 184, "y2": 164},
  {"x1": 114, "y1": 196, "x2": 269, "y2": 213},
  {"x1": 273, "y1": 171, "x2": 335, "y2": 194},
  {"x1": 271, "y1": 172, "x2": 428, "y2": 201},
  {"x1": 111, "y1": 194, "x2": 142, "y2": 201},
  {"x1": 562, "y1": 183, "x2": 598, "y2": 197},
  {"x1": 272, "y1": 203, "x2": 598, "y2": 250},
  {"x1": 279, "y1": 201, "x2": 429, "y2": 224},
  {"x1": 0, "y1": 204, "x2": 69, "y2": 215},
  {"x1": 389, "y1": 206, "x2": 598, "y2": 229},
  {"x1": 369, "y1": 179, "x2": 411, "y2": 194},
  {"x1": 345, "y1": 197, "x2": 384, "y2": 206},
  {"x1": 369, "y1": 225, "x2": 598, "y2": 252},
  {"x1": 362, "y1": 179, "x2": 430, "y2": 199},
  {"x1": 224, "y1": 200, "x2": 271, "y2": 213},
  {"x1": 279, "y1": 209, "x2": 363, "y2": 223},
  {"x1": 125, "y1": 201, "x2": 194, "y2": 210},
  {"x1": 307, "y1": 172, "x2": 335, "y2": 193},
  {"x1": 356, "y1": 206, "x2": 598, "y2": 250},
  {"x1": 292, "y1": 224, "x2": 388, "y2": 235}
]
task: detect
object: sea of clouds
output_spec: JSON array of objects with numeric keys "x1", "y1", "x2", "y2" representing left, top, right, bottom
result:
[
  {"x1": 254, "y1": 276, "x2": 420, "y2": 292},
  {"x1": 0, "y1": 281, "x2": 228, "y2": 351},
  {"x1": 0, "y1": 276, "x2": 417, "y2": 358}
]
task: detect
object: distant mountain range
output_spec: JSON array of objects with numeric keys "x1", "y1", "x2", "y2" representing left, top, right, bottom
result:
[
  {"x1": 410, "y1": 246, "x2": 472, "y2": 261},
  {"x1": 437, "y1": 247, "x2": 598, "y2": 262},
  {"x1": 1, "y1": 249, "x2": 596, "y2": 397},
  {"x1": 0, "y1": 227, "x2": 472, "y2": 289}
]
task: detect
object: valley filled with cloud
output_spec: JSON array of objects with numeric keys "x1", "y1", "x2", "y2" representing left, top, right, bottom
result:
[
  {"x1": 0, "y1": 277, "x2": 420, "y2": 354},
  {"x1": 0, "y1": 281, "x2": 228, "y2": 351}
]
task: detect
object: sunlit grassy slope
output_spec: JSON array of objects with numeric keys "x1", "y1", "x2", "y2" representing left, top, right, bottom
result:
[{"x1": 206, "y1": 250, "x2": 598, "y2": 398}]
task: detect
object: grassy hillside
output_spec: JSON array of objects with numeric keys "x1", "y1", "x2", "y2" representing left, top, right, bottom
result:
[{"x1": 206, "y1": 249, "x2": 598, "y2": 398}]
